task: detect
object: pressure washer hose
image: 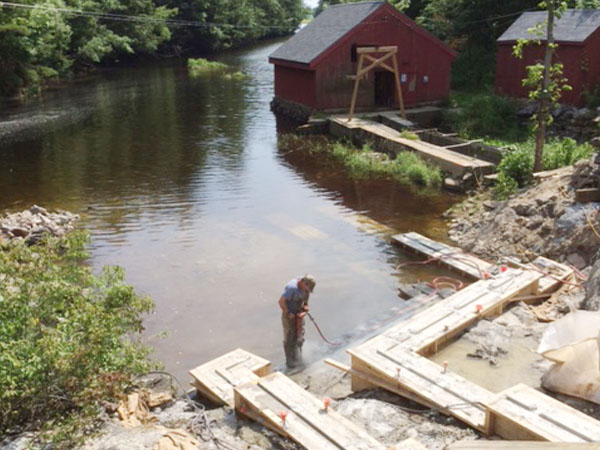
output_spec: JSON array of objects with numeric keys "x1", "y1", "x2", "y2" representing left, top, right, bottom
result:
[{"x1": 306, "y1": 312, "x2": 343, "y2": 347}]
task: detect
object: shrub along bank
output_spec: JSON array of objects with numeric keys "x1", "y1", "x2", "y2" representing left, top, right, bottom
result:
[{"x1": 0, "y1": 231, "x2": 155, "y2": 448}]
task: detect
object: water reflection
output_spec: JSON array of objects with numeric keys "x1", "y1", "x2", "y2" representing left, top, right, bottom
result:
[{"x1": 0, "y1": 38, "x2": 463, "y2": 381}]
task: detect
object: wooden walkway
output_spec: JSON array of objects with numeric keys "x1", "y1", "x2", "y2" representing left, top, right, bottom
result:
[
  {"x1": 189, "y1": 348, "x2": 270, "y2": 407},
  {"x1": 449, "y1": 441, "x2": 600, "y2": 449},
  {"x1": 329, "y1": 117, "x2": 494, "y2": 177}
]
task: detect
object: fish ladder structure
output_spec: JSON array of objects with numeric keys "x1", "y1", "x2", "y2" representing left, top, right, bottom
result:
[{"x1": 327, "y1": 232, "x2": 600, "y2": 443}]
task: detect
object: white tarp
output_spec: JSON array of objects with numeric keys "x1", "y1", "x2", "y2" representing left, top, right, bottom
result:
[{"x1": 537, "y1": 310, "x2": 600, "y2": 404}]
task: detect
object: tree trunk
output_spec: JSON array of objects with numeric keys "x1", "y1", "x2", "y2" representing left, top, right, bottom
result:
[{"x1": 534, "y1": 0, "x2": 556, "y2": 172}]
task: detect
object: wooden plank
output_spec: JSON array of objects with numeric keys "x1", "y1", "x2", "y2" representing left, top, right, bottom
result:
[
  {"x1": 448, "y1": 441, "x2": 600, "y2": 449},
  {"x1": 235, "y1": 372, "x2": 385, "y2": 450},
  {"x1": 348, "y1": 344, "x2": 493, "y2": 431},
  {"x1": 356, "y1": 46, "x2": 397, "y2": 53},
  {"x1": 189, "y1": 348, "x2": 270, "y2": 407},
  {"x1": 485, "y1": 384, "x2": 600, "y2": 442},
  {"x1": 259, "y1": 372, "x2": 383, "y2": 450},
  {"x1": 392, "y1": 231, "x2": 493, "y2": 280}
]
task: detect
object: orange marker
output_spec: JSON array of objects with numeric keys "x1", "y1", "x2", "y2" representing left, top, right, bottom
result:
[
  {"x1": 443, "y1": 361, "x2": 448, "y2": 373},
  {"x1": 323, "y1": 397, "x2": 331, "y2": 411},
  {"x1": 240, "y1": 404, "x2": 248, "y2": 414},
  {"x1": 280, "y1": 410, "x2": 288, "y2": 426},
  {"x1": 500, "y1": 265, "x2": 507, "y2": 272},
  {"x1": 475, "y1": 304, "x2": 483, "y2": 313},
  {"x1": 482, "y1": 272, "x2": 490, "y2": 280}
]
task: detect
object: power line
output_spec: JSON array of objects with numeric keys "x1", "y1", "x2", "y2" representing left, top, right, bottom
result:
[{"x1": 0, "y1": 1, "x2": 297, "y2": 30}]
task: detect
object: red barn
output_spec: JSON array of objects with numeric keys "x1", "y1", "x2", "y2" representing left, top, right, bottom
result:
[
  {"x1": 496, "y1": 9, "x2": 600, "y2": 106},
  {"x1": 269, "y1": 1, "x2": 455, "y2": 113}
]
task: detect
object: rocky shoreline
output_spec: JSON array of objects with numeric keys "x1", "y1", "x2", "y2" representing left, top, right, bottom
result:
[{"x1": 0, "y1": 205, "x2": 79, "y2": 246}]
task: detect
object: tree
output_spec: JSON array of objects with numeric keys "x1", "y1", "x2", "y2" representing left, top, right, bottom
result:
[{"x1": 513, "y1": 1, "x2": 571, "y2": 172}]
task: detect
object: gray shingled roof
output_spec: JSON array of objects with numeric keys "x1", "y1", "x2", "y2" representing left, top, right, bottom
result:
[
  {"x1": 498, "y1": 9, "x2": 600, "y2": 43},
  {"x1": 269, "y1": 1, "x2": 384, "y2": 65}
]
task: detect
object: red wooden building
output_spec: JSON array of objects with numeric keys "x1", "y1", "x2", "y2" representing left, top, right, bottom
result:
[
  {"x1": 496, "y1": 9, "x2": 600, "y2": 106},
  {"x1": 269, "y1": 1, "x2": 456, "y2": 112}
]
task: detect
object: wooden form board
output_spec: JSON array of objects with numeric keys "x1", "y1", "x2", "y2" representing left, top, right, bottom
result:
[
  {"x1": 485, "y1": 383, "x2": 600, "y2": 443},
  {"x1": 392, "y1": 231, "x2": 493, "y2": 280},
  {"x1": 381, "y1": 269, "x2": 541, "y2": 355},
  {"x1": 526, "y1": 256, "x2": 574, "y2": 295},
  {"x1": 234, "y1": 372, "x2": 386, "y2": 450},
  {"x1": 189, "y1": 348, "x2": 270, "y2": 407},
  {"x1": 393, "y1": 232, "x2": 571, "y2": 295},
  {"x1": 329, "y1": 117, "x2": 494, "y2": 177},
  {"x1": 348, "y1": 338, "x2": 494, "y2": 431},
  {"x1": 448, "y1": 441, "x2": 600, "y2": 449}
]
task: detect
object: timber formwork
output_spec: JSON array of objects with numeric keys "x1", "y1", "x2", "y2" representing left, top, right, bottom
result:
[{"x1": 335, "y1": 233, "x2": 600, "y2": 443}]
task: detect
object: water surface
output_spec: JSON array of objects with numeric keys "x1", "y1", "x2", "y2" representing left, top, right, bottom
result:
[{"x1": 0, "y1": 39, "x2": 462, "y2": 380}]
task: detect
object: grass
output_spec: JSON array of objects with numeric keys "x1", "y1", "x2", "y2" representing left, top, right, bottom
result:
[
  {"x1": 279, "y1": 134, "x2": 442, "y2": 189},
  {"x1": 187, "y1": 58, "x2": 247, "y2": 80}
]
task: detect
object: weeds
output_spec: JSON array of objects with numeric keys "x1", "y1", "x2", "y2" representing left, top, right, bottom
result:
[
  {"x1": 187, "y1": 58, "x2": 247, "y2": 79},
  {"x1": 493, "y1": 137, "x2": 594, "y2": 198},
  {"x1": 279, "y1": 134, "x2": 442, "y2": 189}
]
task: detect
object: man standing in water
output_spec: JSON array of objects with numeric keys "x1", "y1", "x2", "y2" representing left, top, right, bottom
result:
[{"x1": 278, "y1": 275, "x2": 316, "y2": 369}]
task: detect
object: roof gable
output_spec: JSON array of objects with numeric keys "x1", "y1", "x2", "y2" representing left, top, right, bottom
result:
[
  {"x1": 269, "y1": 1, "x2": 385, "y2": 65},
  {"x1": 497, "y1": 9, "x2": 600, "y2": 43}
]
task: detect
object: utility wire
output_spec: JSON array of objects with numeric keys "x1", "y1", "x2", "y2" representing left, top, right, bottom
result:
[{"x1": 0, "y1": 0, "x2": 296, "y2": 30}]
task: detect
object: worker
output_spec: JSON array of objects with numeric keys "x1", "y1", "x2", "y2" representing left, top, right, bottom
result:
[{"x1": 279, "y1": 275, "x2": 316, "y2": 369}]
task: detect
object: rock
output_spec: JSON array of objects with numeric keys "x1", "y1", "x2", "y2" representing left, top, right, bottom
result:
[
  {"x1": 29, "y1": 205, "x2": 48, "y2": 216},
  {"x1": 444, "y1": 177, "x2": 462, "y2": 192},
  {"x1": 592, "y1": 138, "x2": 600, "y2": 149},
  {"x1": 514, "y1": 202, "x2": 536, "y2": 217},
  {"x1": 566, "y1": 253, "x2": 587, "y2": 270},
  {"x1": 482, "y1": 200, "x2": 500, "y2": 211},
  {"x1": 583, "y1": 257, "x2": 600, "y2": 311},
  {"x1": 517, "y1": 102, "x2": 538, "y2": 117}
]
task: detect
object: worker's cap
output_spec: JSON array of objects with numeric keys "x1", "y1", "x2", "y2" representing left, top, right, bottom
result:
[{"x1": 301, "y1": 275, "x2": 316, "y2": 293}]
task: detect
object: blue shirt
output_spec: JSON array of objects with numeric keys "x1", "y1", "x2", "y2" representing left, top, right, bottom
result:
[{"x1": 282, "y1": 278, "x2": 309, "y2": 314}]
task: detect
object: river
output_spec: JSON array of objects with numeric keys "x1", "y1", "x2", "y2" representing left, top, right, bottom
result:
[{"x1": 0, "y1": 39, "x2": 462, "y2": 381}]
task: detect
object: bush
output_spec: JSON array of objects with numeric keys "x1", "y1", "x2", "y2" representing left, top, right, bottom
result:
[
  {"x1": 497, "y1": 145, "x2": 534, "y2": 187},
  {"x1": 187, "y1": 58, "x2": 247, "y2": 79},
  {"x1": 393, "y1": 151, "x2": 442, "y2": 187},
  {"x1": 494, "y1": 171, "x2": 519, "y2": 199},
  {"x1": 0, "y1": 232, "x2": 154, "y2": 446},
  {"x1": 444, "y1": 92, "x2": 527, "y2": 141},
  {"x1": 582, "y1": 83, "x2": 600, "y2": 109},
  {"x1": 543, "y1": 137, "x2": 595, "y2": 170}
]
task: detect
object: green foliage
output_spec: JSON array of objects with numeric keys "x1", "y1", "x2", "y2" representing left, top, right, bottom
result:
[
  {"x1": 187, "y1": 57, "x2": 247, "y2": 80},
  {"x1": 172, "y1": 0, "x2": 307, "y2": 52},
  {"x1": 0, "y1": 0, "x2": 175, "y2": 97},
  {"x1": 494, "y1": 137, "x2": 594, "y2": 193},
  {"x1": 280, "y1": 134, "x2": 441, "y2": 189},
  {"x1": 542, "y1": 137, "x2": 595, "y2": 169},
  {"x1": 582, "y1": 83, "x2": 600, "y2": 109},
  {"x1": 497, "y1": 145, "x2": 534, "y2": 187},
  {"x1": 444, "y1": 92, "x2": 527, "y2": 141},
  {"x1": 0, "y1": 232, "x2": 155, "y2": 446},
  {"x1": 494, "y1": 171, "x2": 519, "y2": 199},
  {"x1": 399, "y1": 130, "x2": 419, "y2": 140}
]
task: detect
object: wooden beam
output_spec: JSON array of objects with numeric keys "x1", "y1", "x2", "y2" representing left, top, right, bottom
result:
[
  {"x1": 356, "y1": 46, "x2": 397, "y2": 53},
  {"x1": 575, "y1": 188, "x2": 600, "y2": 203},
  {"x1": 391, "y1": 55, "x2": 405, "y2": 119},
  {"x1": 348, "y1": 53, "x2": 365, "y2": 121},
  {"x1": 358, "y1": 51, "x2": 395, "y2": 78},
  {"x1": 364, "y1": 53, "x2": 395, "y2": 73}
]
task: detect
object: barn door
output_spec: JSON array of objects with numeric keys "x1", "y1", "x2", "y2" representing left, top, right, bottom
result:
[{"x1": 374, "y1": 71, "x2": 395, "y2": 107}]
